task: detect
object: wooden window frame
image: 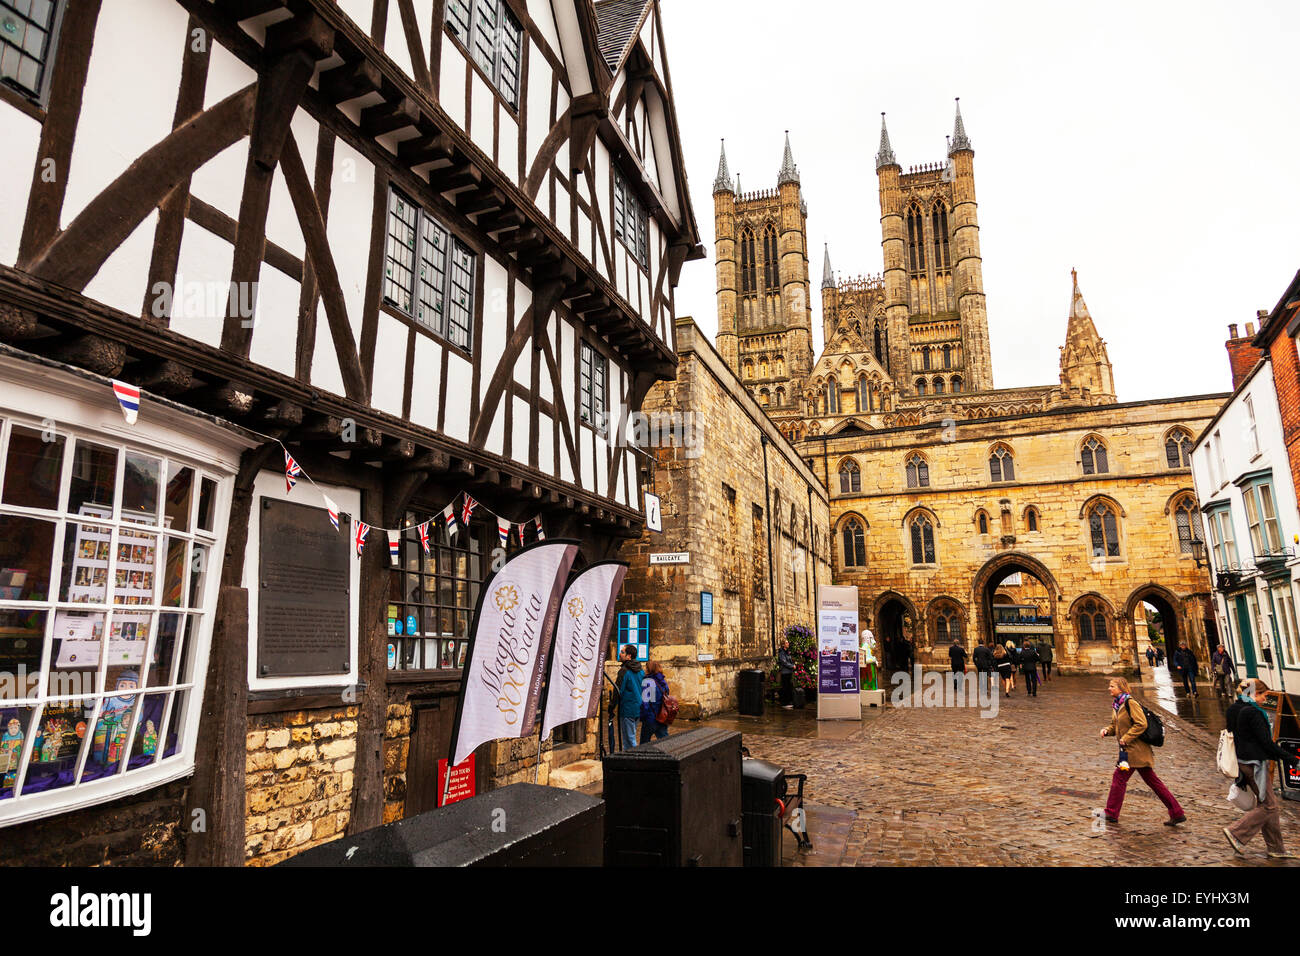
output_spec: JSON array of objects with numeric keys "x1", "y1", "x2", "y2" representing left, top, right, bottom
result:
[
  {"x1": 0, "y1": 0, "x2": 63, "y2": 109},
  {"x1": 579, "y1": 339, "x2": 608, "y2": 429},
  {"x1": 612, "y1": 167, "x2": 649, "y2": 272},
  {"x1": 444, "y1": 0, "x2": 524, "y2": 111},
  {"x1": 381, "y1": 186, "x2": 476, "y2": 356}
]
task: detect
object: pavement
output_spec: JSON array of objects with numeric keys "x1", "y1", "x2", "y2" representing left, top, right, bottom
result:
[{"x1": 683, "y1": 671, "x2": 1300, "y2": 867}]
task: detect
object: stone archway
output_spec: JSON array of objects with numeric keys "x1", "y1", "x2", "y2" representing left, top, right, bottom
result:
[
  {"x1": 873, "y1": 590, "x2": 918, "y2": 671},
  {"x1": 1123, "y1": 583, "x2": 1191, "y2": 669},
  {"x1": 970, "y1": 551, "x2": 1062, "y2": 656}
]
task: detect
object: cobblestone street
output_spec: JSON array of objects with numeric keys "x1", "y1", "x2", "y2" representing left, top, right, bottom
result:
[{"x1": 695, "y1": 674, "x2": 1300, "y2": 866}]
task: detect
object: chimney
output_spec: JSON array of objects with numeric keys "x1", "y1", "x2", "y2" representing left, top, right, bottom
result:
[{"x1": 1226, "y1": 317, "x2": 1265, "y2": 389}]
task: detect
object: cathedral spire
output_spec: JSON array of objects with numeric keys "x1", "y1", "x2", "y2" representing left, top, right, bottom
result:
[
  {"x1": 875, "y1": 113, "x2": 897, "y2": 170},
  {"x1": 822, "y1": 244, "x2": 835, "y2": 290},
  {"x1": 1059, "y1": 268, "x2": 1116, "y2": 404},
  {"x1": 777, "y1": 130, "x2": 800, "y2": 186},
  {"x1": 948, "y1": 97, "x2": 972, "y2": 155},
  {"x1": 713, "y1": 139, "x2": 734, "y2": 194}
]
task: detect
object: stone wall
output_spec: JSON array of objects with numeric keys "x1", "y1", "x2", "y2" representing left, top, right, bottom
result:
[
  {"x1": 244, "y1": 706, "x2": 358, "y2": 866},
  {"x1": 618, "y1": 318, "x2": 832, "y2": 717},
  {"x1": 0, "y1": 780, "x2": 188, "y2": 866},
  {"x1": 800, "y1": 394, "x2": 1227, "y2": 671}
]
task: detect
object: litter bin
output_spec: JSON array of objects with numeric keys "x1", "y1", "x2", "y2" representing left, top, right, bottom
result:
[
  {"x1": 602, "y1": 727, "x2": 743, "y2": 866},
  {"x1": 275, "y1": 783, "x2": 603, "y2": 866},
  {"x1": 741, "y1": 757, "x2": 786, "y2": 867},
  {"x1": 738, "y1": 669, "x2": 765, "y2": 716}
]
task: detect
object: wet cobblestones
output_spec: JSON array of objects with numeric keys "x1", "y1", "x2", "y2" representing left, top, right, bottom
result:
[{"x1": 698, "y1": 675, "x2": 1300, "y2": 866}]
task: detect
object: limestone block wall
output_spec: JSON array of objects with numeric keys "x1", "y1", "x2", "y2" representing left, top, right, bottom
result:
[
  {"x1": 802, "y1": 394, "x2": 1227, "y2": 670},
  {"x1": 244, "y1": 706, "x2": 358, "y2": 866},
  {"x1": 618, "y1": 319, "x2": 831, "y2": 717}
]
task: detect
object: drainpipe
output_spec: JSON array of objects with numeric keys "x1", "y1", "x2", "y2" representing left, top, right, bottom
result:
[
  {"x1": 807, "y1": 485, "x2": 818, "y2": 616},
  {"x1": 762, "y1": 434, "x2": 777, "y2": 655}
]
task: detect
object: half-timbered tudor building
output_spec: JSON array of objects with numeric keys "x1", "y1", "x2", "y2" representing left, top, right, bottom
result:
[{"x1": 0, "y1": 0, "x2": 701, "y2": 864}]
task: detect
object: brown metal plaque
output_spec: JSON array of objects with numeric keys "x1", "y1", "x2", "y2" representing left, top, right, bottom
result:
[{"x1": 257, "y1": 497, "x2": 351, "y2": 678}]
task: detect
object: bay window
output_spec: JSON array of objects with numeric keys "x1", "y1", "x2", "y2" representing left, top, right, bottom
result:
[{"x1": 0, "y1": 410, "x2": 232, "y2": 826}]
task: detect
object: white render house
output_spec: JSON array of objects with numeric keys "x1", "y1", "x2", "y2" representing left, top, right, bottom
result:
[{"x1": 1192, "y1": 346, "x2": 1300, "y2": 696}]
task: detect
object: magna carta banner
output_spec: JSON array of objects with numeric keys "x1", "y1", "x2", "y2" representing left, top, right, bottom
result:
[
  {"x1": 541, "y1": 561, "x2": 628, "y2": 739},
  {"x1": 453, "y1": 540, "x2": 579, "y2": 766}
]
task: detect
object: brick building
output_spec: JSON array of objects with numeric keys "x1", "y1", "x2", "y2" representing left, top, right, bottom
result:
[{"x1": 616, "y1": 317, "x2": 832, "y2": 716}]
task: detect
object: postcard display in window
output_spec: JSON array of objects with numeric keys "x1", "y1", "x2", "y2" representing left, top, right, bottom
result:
[{"x1": 55, "y1": 505, "x2": 158, "y2": 669}]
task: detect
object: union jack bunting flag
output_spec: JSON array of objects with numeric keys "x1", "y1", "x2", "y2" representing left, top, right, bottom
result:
[
  {"x1": 461, "y1": 494, "x2": 478, "y2": 525},
  {"x1": 111, "y1": 380, "x2": 140, "y2": 425},
  {"x1": 387, "y1": 530, "x2": 401, "y2": 566},
  {"x1": 418, "y1": 521, "x2": 431, "y2": 555},
  {"x1": 518, "y1": 523, "x2": 526, "y2": 546},
  {"x1": 498, "y1": 517, "x2": 510, "y2": 547},
  {"x1": 354, "y1": 520, "x2": 369, "y2": 557},
  {"x1": 284, "y1": 451, "x2": 302, "y2": 493},
  {"x1": 535, "y1": 517, "x2": 545, "y2": 541},
  {"x1": 443, "y1": 503, "x2": 458, "y2": 539},
  {"x1": 322, "y1": 495, "x2": 340, "y2": 532}
]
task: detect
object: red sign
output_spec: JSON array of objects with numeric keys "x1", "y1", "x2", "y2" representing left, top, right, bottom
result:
[{"x1": 437, "y1": 754, "x2": 476, "y2": 806}]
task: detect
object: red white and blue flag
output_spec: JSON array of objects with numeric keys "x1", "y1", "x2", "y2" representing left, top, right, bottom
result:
[
  {"x1": 284, "y1": 451, "x2": 302, "y2": 493},
  {"x1": 111, "y1": 381, "x2": 140, "y2": 425},
  {"x1": 354, "y1": 520, "x2": 369, "y2": 557},
  {"x1": 322, "y1": 495, "x2": 340, "y2": 532},
  {"x1": 388, "y1": 530, "x2": 401, "y2": 566},
  {"x1": 443, "y1": 503, "x2": 458, "y2": 539},
  {"x1": 461, "y1": 494, "x2": 478, "y2": 526},
  {"x1": 418, "y1": 521, "x2": 431, "y2": 555},
  {"x1": 518, "y1": 523, "x2": 526, "y2": 546},
  {"x1": 498, "y1": 518, "x2": 510, "y2": 547},
  {"x1": 535, "y1": 517, "x2": 545, "y2": 542}
]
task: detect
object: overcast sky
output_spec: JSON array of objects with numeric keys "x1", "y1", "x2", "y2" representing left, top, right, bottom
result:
[{"x1": 660, "y1": 0, "x2": 1300, "y2": 401}]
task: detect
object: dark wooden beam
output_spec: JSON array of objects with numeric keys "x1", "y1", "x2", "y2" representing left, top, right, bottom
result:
[
  {"x1": 360, "y1": 95, "x2": 419, "y2": 137},
  {"x1": 398, "y1": 132, "x2": 454, "y2": 166},
  {"x1": 317, "y1": 58, "x2": 382, "y2": 103},
  {"x1": 475, "y1": 206, "x2": 526, "y2": 234},
  {"x1": 427, "y1": 161, "x2": 482, "y2": 193},
  {"x1": 455, "y1": 186, "x2": 504, "y2": 216}
]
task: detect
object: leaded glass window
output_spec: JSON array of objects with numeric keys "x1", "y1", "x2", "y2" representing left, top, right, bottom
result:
[
  {"x1": 0, "y1": 0, "x2": 58, "y2": 100},
  {"x1": 910, "y1": 513, "x2": 936, "y2": 564},
  {"x1": 1088, "y1": 502, "x2": 1121, "y2": 558},
  {"x1": 445, "y1": 0, "x2": 522, "y2": 108},
  {"x1": 383, "y1": 188, "x2": 476, "y2": 352}
]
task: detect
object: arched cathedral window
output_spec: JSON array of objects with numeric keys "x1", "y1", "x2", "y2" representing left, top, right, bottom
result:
[
  {"x1": 910, "y1": 512, "x2": 937, "y2": 565},
  {"x1": 943, "y1": 344, "x2": 952, "y2": 369},
  {"x1": 1173, "y1": 493, "x2": 1202, "y2": 554},
  {"x1": 932, "y1": 204, "x2": 951, "y2": 269},
  {"x1": 907, "y1": 204, "x2": 926, "y2": 272},
  {"x1": 740, "y1": 229, "x2": 757, "y2": 294},
  {"x1": 838, "y1": 459, "x2": 861, "y2": 495},
  {"x1": 857, "y1": 375, "x2": 871, "y2": 413},
  {"x1": 922, "y1": 346, "x2": 932, "y2": 371},
  {"x1": 826, "y1": 379, "x2": 840, "y2": 415},
  {"x1": 763, "y1": 225, "x2": 779, "y2": 293}
]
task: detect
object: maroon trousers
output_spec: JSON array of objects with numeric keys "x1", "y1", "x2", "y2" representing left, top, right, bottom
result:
[{"x1": 1105, "y1": 766, "x2": 1184, "y2": 820}]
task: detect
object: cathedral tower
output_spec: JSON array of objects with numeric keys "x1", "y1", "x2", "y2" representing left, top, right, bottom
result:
[
  {"x1": 876, "y1": 102, "x2": 992, "y2": 397},
  {"x1": 712, "y1": 134, "x2": 815, "y2": 420}
]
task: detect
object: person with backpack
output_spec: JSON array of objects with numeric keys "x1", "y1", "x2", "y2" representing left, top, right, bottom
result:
[
  {"x1": 1211, "y1": 645, "x2": 1237, "y2": 699},
  {"x1": 1099, "y1": 677, "x2": 1186, "y2": 825},
  {"x1": 1223, "y1": 678, "x2": 1299, "y2": 858},
  {"x1": 1175, "y1": 642, "x2": 1200, "y2": 698},
  {"x1": 640, "y1": 661, "x2": 673, "y2": 743},
  {"x1": 1019, "y1": 639, "x2": 1040, "y2": 698},
  {"x1": 616, "y1": 644, "x2": 645, "y2": 750}
]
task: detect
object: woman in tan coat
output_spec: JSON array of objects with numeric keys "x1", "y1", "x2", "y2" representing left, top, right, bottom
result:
[{"x1": 1099, "y1": 677, "x2": 1187, "y2": 825}]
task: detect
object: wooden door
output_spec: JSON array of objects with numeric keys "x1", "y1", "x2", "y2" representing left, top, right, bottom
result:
[{"x1": 405, "y1": 698, "x2": 455, "y2": 817}]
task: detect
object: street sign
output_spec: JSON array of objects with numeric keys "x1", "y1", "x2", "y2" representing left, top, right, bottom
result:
[
  {"x1": 649, "y1": 552, "x2": 689, "y2": 565},
  {"x1": 645, "y1": 492, "x2": 662, "y2": 533}
]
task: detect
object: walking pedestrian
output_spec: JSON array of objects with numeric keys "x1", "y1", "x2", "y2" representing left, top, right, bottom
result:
[
  {"x1": 777, "y1": 638, "x2": 795, "y2": 710},
  {"x1": 1019, "y1": 639, "x2": 1040, "y2": 697},
  {"x1": 1145, "y1": 647, "x2": 1156, "y2": 669},
  {"x1": 1098, "y1": 677, "x2": 1186, "y2": 825},
  {"x1": 1005, "y1": 640, "x2": 1019, "y2": 692},
  {"x1": 1223, "y1": 678, "x2": 1300, "y2": 859},
  {"x1": 993, "y1": 642, "x2": 1013, "y2": 695},
  {"x1": 948, "y1": 639, "x2": 969, "y2": 695},
  {"x1": 1038, "y1": 638, "x2": 1054, "y2": 681},
  {"x1": 616, "y1": 645, "x2": 645, "y2": 750},
  {"x1": 1175, "y1": 642, "x2": 1200, "y2": 698},
  {"x1": 973, "y1": 640, "x2": 994, "y2": 697},
  {"x1": 639, "y1": 661, "x2": 671, "y2": 744},
  {"x1": 1211, "y1": 644, "x2": 1237, "y2": 699}
]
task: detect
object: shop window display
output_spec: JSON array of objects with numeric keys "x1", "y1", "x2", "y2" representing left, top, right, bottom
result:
[
  {"x1": 0, "y1": 418, "x2": 223, "y2": 821},
  {"x1": 387, "y1": 513, "x2": 491, "y2": 672}
]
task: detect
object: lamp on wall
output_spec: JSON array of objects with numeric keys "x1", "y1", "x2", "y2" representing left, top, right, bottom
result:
[{"x1": 1191, "y1": 538, "x2": 1208, "y2": 570}]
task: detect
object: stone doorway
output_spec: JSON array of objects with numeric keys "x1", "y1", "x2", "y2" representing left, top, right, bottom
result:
[{"x1": 971, "y1": 552, "x2": 1061, "y2": 658}]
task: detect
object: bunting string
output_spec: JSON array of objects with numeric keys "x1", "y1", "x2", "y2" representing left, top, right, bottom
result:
[{"x1": 107, "y1": 379, "x2": 557, "y2": 557}]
